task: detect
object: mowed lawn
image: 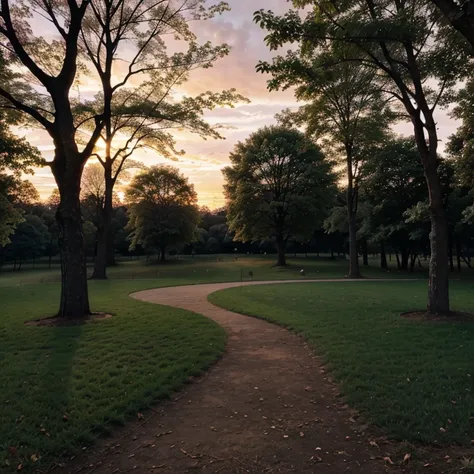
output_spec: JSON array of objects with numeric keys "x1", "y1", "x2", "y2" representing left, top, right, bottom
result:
[
  {"x1": 209, "y1": 280, "x2": 474, "y2": 445},
  {"x1": 0, "y1": 280, "x2": 226, "y2": 473}
]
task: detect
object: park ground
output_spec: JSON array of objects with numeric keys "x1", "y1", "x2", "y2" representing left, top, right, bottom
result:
[{"x1": 1, "y1": 255, "x2": 474, "y2": 472}]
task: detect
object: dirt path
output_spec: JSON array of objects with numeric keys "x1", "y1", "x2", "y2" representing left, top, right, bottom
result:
[{"x1": 66, "y1": 280, "x2": 437, "y2": 474}]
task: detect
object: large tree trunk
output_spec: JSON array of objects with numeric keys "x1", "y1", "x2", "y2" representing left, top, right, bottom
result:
[
  {"x1": 91, "y1": 174, "x2": 113, "y2": 280},
  {"x1": 160, "y1": 245, "x2": 167, "y2": 262},
  {"x1": 347, "y1": 211, "x2": 360, "y2": 277},
  {"x1": 412, "y1": 111, "x2": 450, "y2": 314},
  {"x1": 55, "y1": 176, "x2": 91, "y2": 317},
  {"x1": 276, "y1": 235, "x2": 286, "y2": 266},
  {"x1": 380, "y1": 242, "x2": 388, "y2": 269},
  {"x1": 106, "y1": 229, "x2": 116, "y2": 266},
  {"x1": 345, "y1": 144, "x2": 361, "y2": 278},
  {"x1": 427, "y1": 204, "x2": 450, "y2": 313}
]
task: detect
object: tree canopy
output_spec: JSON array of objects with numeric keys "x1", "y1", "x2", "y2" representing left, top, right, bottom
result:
[
  {"x1": 223, "y1": 126, "x2": 336, "y2": 266},
  {"x1": 125, "y1": 165, "x2": 200, "y2": 261}
]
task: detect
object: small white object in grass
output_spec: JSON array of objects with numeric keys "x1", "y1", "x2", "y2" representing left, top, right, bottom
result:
[{"x1": 300, "y1": 269, "x2": 305, "y2": 276}]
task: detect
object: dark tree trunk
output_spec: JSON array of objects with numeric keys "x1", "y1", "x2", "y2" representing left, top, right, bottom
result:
[
  {"x1": 395, "y1": 251, "x2": 401, "y2": 269},
  {"x1": 160, "y1": 246, "x2": 166, "y2": 262},
  {"x1": 362, "y1": 239, "x2": 369, "y2": 266},
  {"x1": 345, "y1": 145, "x2": 361, "y2": 278},
  {"x1": 276, "y1": 235, "x2": 286, "y2": 266},
  {"x1": 106, "y1": 229, "x2": 115, "y2": 266},
  {"x1": 91, "y1": 167, "x2": 114, "y2": 279},
  {"x1": 410, "y1": 253, "x2": 417, "y2": 273},
  {"x1": 412, "y1": 109, "x2": 450, "y2": 314},
  {"x1": 380, "y1": 242, "x2": 388, "y2": 269},
  {"x1": 53, "y1": 159, "x2": 91, "y2": 318},
  {"x1": 400, "y1": 249, "x2": 409, "y2": 271}
]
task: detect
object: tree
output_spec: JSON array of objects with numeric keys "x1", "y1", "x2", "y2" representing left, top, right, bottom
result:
[
  {"x1": 4, "y1": 214, "x2": 48, "y2": 270},
  {"x1": 360, "y1": 137, "x2": 428, "y2": 271},
  {"x1": 0, "y1": 0, "x2": 240, "y2": 316},
  {"x1": 255, "y1": 0, "x2": 470, "y2": 313},
  {"x1": 125, "y1": 165, "x2": 199, "y2": 261},
  {"x1": 0, "y1": 112, "x2": 42, "y2": 247},
  {"x1": 80, "y1": 162, "x2": 124, "y2": 264},
  {"x1": 75, "y1": 0, "x2": 245, "y2": 280},
  {"x1": 0, "y1": 4, "x2": 105, "y2": 317},
  {"x1": 223, "y1": 126, "x2": 336, "y2": 266},
  {"x1": 261, "y1": 48, "x2": 391, "y2": 277},
  {"x1": 429, "y1": 0, "x2": 474, "y2": 49}
]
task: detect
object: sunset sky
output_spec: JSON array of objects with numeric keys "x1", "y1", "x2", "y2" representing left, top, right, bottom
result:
[{"x1": 25, "y1": 0, "x2": 460, "y2": 209}]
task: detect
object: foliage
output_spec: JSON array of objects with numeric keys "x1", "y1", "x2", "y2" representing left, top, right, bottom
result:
[
  {"x1": 125, "y1": 165, "x2": 200, "y2": 258},
  {"x1": 255, "y1": 0, "x2": 471, "y2": 311},
  {"x1": 223, "y1": 126, "x2": 336, "y2": 264},
  {"x1": 360, "y1": 137, "x2": 428, "y2": 263},
  {"x1": 447, "y1": 77, "x2": 474, "y2": 188},
  {"x1": 3, "y1": 214, "x2": 48, "y2": 268},
  {"x1": 210, "y1": 280, "x2": 474, "y2": 445}
]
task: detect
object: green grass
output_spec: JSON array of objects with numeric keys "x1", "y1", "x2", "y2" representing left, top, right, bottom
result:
[
  {"x1": 0, "y1": 253, "x2": 447, "y2": 288},
  {"x1": 209, "y1": 280, "x2": 474, "y2": 445},
  {"x1": 0, "y1": 281, "x2": 226, "y2": 473},
  {"x1": 1, "y1": 255, "x2": 473, "y2": 471}
]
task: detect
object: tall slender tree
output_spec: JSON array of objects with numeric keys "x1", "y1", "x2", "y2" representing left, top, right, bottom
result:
[
  {"x1": 264, "y1": 50, "x2": 391, "y2": 277},
  {"x1": 77, "y1": 0, "x2": 245, "y2": 280},
  {"x1": 255, "y1": 0, "x2": 470, "y2": 313}
]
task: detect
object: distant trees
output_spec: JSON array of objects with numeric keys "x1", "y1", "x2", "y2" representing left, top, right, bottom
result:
[
  {"x1": 223, "y1": 126, "x2": 336, "y2": 266},
  {"x1": 125, "y1": 166, "x2": 199, "y2": 261},
  {"x1": 0, "y1": 0, "x2": 242, "y2": 317},
  {"x1": 359, "y1": 137, "x2": 428, "y2": 271},
  {"x1": 255, "y1": 0, "x2": 470, "y2": 313},
  {"x1": 0, "y1": 112, "x2": 42, "y2": 247},
  {"x1": 261, "y1": 49, "x2": 391, "y2": 277}
]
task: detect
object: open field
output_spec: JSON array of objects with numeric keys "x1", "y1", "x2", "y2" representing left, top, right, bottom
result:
[
  {"x1": 210, "y1": 280, "x2": 474, "y2": 445},
  {"x1": 1, "y1": 256, "x2": 474, "y2": 472}
]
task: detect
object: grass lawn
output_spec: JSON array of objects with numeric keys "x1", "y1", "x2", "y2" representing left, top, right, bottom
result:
[
  {"x1": 0, "y1": 253, "x2": 445, "y2": 287},
  {"x1": 209, "y1": 280, "x2": 474, "y2": 445},
  {"x1": 1, "y1": 255, "x2": 473, "y2": 472},
  {"x1": 0, "y1": 281, "x2": 226, "y2": 473}
]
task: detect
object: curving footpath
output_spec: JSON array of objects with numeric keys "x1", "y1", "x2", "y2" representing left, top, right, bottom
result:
[{"x1": 68, "y1": 280, "x2": 416, "y2": 474}]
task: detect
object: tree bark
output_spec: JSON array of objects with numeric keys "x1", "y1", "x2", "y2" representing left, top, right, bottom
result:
[
  {"x1": 347, "y1": 211, "x2": 360, "y2": 277},
  {"x1": 395, "y1": 251, "x2": 401, "y2": 269},
  {"x1": 345, "y1": 144, "x2": 361, "y2": 278},
  {"x1": 160, "y1": 246, "x2": 166, "y2": 262},
  {"x1": 411, "y1": 109, "x2": 450, "y2": 313},
  {"x1": 276, "y1": 235, "x2": 286, "y2": 266},
  {"x1": 52, "y1": 148, "x2": 91, "y2": 318},
  {"x1": 91, "y1": 173, "x2": 113, "y2": 280},
  {"x1": 380, "y1": 242, "x2": 388, "y2": 269}
]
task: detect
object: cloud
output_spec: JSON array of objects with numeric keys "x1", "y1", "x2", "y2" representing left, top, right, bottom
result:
[{"x1": 24, "y1": 0, "x2": 461, "y2": 208}]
